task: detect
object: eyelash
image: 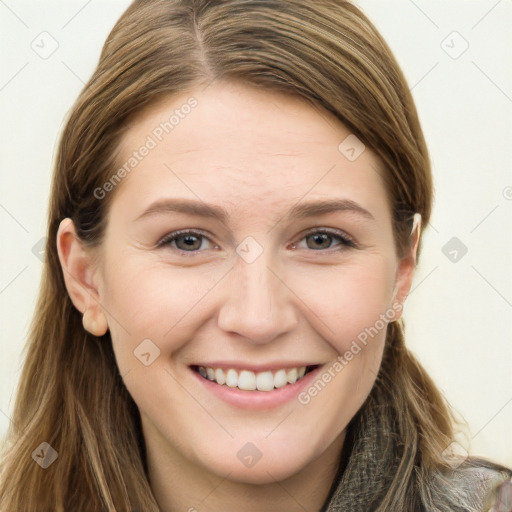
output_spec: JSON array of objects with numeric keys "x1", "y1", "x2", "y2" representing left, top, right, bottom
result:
[{"x1": 157, "y1": 228, "x2": 357, "y2": 256}]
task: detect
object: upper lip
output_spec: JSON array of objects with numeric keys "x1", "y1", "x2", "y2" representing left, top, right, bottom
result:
[{"x1": 190, "y1": 361, "x2": 321, "y2": 372}]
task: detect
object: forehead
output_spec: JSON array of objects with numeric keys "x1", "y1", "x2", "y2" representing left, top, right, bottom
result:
[{"x1": 112, "y1": 80, "x2": 389, "y2": 224}]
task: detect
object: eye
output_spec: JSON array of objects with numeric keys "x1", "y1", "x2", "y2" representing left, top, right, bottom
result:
[
  {"x1": 157, "y1": 228, "x2": 356, "y2": 255},
  {"x1": 291, "y1": 229, "x2": 356, "y2": 251},
  {"x1": 157, "y1": 230, "x2": 217, "y2": 254}
]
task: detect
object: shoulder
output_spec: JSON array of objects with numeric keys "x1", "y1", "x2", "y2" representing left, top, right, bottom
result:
[{"x1": 426, "y1": 457, "x2": 512, "y2": 512}]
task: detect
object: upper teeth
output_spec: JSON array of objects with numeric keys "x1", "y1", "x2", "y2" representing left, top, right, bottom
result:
[{"x1": 197, "y1": 366, "x2": 307, "y2": 391}]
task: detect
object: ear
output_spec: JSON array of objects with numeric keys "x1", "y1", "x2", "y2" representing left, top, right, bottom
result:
[
  {"x1": 391, "y1": 214, "x2": 421, "y2": 320},
  {"x1": 56, "y1": 218, "x2": 108, "y2": 335}
]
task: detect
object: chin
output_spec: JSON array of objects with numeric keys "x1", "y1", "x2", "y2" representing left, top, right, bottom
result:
[
  {"x1": 211, "y1": 459, "x2": 306, "y2": 485},
  {"x1": 196, "y1": 437, "x2": 321, "y2": 485}
]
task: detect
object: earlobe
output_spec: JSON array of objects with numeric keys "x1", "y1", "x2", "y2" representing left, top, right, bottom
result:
[
  {"x1": 56, "y1": 218, "x2": 108, "y2": 335},
  {"x1": 82, "y1": 308, "x2": 109, "y2": 337}
]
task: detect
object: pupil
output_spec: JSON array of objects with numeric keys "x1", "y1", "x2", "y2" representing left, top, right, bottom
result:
[
  {"x1": 181, "y1": 235, "x2": 199, "y2": 249},
  {"x1": 311, "y1": 234, "x2": 329, "y2": 249}
]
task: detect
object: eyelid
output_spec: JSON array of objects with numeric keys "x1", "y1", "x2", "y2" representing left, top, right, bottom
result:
[
  {"x1": 156, "y1": 229, "x2": 214, "y2": 251},
  {"x1": 295, "y1": 227, "x2": 356, "y2": 248},
  {"x1": 157, "y1": 226, "x2": 358, "y2": 254}
]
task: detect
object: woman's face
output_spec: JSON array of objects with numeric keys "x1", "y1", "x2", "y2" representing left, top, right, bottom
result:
[{"x1": 87, "y1": 81, "x2": 414, "y2": 484}]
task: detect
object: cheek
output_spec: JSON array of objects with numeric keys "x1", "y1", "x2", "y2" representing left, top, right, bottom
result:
[
  {"x1": 100, "y1": 261, "x2": 209, "y2": 416},
  {"x1": 100, "y1": 257, "x2": 219, "y2": 365},
  {"x1": 291, "y1": 256, "x2": 397, "y2": 355},
  {"x1": 292, "y1": 259, "x2": 395, "y2": 430},
  {"x1": 103, "y1": 251, "x2": 397, "y2": 351}
]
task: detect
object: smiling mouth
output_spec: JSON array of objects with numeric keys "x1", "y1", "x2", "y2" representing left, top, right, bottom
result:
[{"x1": 191, "y1": 365, "x2": 319, "y2": 391}]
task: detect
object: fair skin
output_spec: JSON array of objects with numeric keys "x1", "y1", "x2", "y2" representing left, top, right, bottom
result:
[{"x1": 57, "y1": 81, "x2": 419, "y2": 512}]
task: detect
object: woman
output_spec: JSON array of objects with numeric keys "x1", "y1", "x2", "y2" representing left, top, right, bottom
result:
[{"x1": 0, "y1": 0, "x2": 510, "y2": 510}]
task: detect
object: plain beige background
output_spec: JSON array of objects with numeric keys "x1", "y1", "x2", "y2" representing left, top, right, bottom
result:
[{"x1": 1, "y1": 0, "x2": 511, "y2": 467}]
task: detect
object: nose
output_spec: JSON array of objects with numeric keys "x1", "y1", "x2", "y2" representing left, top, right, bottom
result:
[{"x1": 217, "y1": 247, "x2": 298, "y2": 345}]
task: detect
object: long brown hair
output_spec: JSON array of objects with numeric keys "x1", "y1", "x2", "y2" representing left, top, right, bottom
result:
[{"x1": 0, "y1": 1, "x2": 471, "y2": 509}]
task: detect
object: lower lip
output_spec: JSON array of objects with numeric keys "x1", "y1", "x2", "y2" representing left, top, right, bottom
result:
[{"x1": 190, "y1": 366, "x2": 323, "y2": 410}]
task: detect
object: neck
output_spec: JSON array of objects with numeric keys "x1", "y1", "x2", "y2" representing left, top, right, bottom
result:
[{"x1": 143, "y1": 419, "x2": 346, "y2": 512}]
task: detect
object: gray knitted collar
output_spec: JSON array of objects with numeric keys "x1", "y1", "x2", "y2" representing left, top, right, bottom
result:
[
  {"x1": 319, "y1": 393, "x2": 511, "y2": 512},
  {"x1": 320, "y1": 394, "x2": 407, "y2": 511}
]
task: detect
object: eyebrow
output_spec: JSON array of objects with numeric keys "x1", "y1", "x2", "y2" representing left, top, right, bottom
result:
[{"x1": 135, "y1": 197, "x2": 374, "y2": 223}]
